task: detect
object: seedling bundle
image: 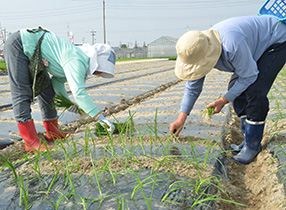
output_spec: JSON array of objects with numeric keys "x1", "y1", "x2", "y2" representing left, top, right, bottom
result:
[
  {"x1": 52, "y1": 94, "x2": 85, "y2": 115},
  {"x1": 94, "y1": 121, "x2": 134, "y2": 136},
  {"x1": 203, "y1": 107, "x2": 215, "y2": 121}
]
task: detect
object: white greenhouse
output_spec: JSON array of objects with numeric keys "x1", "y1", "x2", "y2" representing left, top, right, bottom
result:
[{"x1": 147, "y1": 36, "x2": 178, "y2": 58}]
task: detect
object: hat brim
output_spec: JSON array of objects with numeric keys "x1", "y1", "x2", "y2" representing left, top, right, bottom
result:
[
  {"x1": 95, "y1": 57, "x2": 115, "y2": 78},
  {"x1": 175, "y1": 30, "x2": 221, "y2": 81},
  {"x1": 175, "y1": 56, "x2": 214, "y2": 81}
]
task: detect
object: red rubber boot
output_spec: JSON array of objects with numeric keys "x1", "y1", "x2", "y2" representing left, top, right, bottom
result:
[
  {"x1": 43, "y1": 119, "x2": 68, "y2": 141},
  {"x1": 18, "y1": 119, "x2": 53, "y2": 153}
]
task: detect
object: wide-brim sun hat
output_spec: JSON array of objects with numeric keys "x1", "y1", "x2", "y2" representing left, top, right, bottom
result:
[
  {"x1": 175, "y1": 30, "x2": 222, "y2": 81},
  {"x1": 78, "y1": 43, "x2": 116, "y2": 78}
]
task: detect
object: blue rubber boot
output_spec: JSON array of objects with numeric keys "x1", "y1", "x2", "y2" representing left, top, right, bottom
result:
[
  {"x1": 232, "y1": 120, "x2": 264, "y2": 164},
  {"x1": 230, "y1": 116, "x2": 247, "y2": 153}
]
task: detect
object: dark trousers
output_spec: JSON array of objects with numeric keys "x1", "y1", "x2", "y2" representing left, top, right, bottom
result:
[
  {"x1": 3, "y1": 31, "x2": 57, "y2": 122},
  {"x1": 228, "y1": 41, "x2": 286, "y2": 121}
]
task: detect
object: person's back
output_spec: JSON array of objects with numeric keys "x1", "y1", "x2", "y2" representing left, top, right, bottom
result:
[{"x1": 212, "y1": 15, "x2": 286, "y2": 62}]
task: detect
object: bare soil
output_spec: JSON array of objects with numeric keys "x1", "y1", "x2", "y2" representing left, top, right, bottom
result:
[{"x1": 218, "y1": 108, "x2": 286, "y2": 210}]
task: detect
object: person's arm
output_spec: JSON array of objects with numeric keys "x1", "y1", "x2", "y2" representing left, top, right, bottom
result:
[
  {"x1": 62, "y1": 59, "x2": 100, "y2": 118},
  {"x1": 51, "y1": 76, "x2": 69, "y2": 99},
  {"x1": 170, "y1": 77, "x2": 204, "y2": 136},
  {"x1": 180, "y1": 77, "x2": 205, "y2": 114},
  {"x1": 63, "y1": 60, "x2": 115, "y2": 133}
]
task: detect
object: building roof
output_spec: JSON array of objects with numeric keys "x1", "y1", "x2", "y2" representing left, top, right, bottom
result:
[
  {"x1": 148, "y1": 36, "x2": 178, "y2": 46},
  {"x1": 114, "y1": 47, "x2": 147, "y2": 53}
]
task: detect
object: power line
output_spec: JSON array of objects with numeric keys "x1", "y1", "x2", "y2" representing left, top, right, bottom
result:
[
  {"x1": 0, "y1": 0, "x2": 264, "y2": 21},
  {"x1": 0, "y1": 4, "x2": 100, "y2": 20},
  {"x1": 107, "y1": 0, "x2": 264, "y2": 10}
]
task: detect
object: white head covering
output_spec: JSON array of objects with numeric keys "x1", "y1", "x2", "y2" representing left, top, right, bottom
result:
[
  {"x1": 175, "y1": 30, "x2": 221, "y2": 81},
  {"x1": 78, "y1": 43, "x2": 116, "y2": 78}
]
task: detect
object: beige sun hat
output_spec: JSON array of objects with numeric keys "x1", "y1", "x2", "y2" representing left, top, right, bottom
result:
[{"x1": 175, "y1": 30, "x2": 222, "y2": 81}]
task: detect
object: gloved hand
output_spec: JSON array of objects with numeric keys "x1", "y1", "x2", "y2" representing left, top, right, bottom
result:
[
  {"x1": 97, "y1": 114, "x2": 115, "y2": 133},
  {"x1": 67, "y1": 104, "x2": 85, "y2": 115},
  {"x1": 67, "y1": 104, "x2": 79, "y2": 113}
]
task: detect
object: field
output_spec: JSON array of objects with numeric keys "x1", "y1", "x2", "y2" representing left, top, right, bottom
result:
[{"x1": 0, "y1": 59, "x2": 285, "y2": 209}]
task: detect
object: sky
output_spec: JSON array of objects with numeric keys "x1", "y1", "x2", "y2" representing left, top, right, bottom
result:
[{"x1": 1, "y1": 0, "x2": 266, "y2": 47}]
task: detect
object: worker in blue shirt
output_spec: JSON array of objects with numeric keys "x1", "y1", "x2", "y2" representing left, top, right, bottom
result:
[
  {"x1": 4, "y1": 28, "x2": 116, "y2": 153},
  {"x1": 169, "y1": 16, "x2": 286, "y2": 164}
]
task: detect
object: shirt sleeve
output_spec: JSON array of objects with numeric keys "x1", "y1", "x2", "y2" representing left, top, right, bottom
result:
[
  {"x1": 61, "y1": 59, "x2": 100, "y2": 117},
  {"x1": 180, "y1": 77, "x2": 205, "y2": 115},
  {"x1": 51, "y1": 76, "x2": 69, "y2": 99},
  {"x1": 224, "y1": 40, "x2": 258, "y2": 102}
]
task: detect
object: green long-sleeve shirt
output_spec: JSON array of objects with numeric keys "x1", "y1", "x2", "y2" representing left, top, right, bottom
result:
[{"x1": 20, "y1": 29, "x2": 100, "y2": 117}]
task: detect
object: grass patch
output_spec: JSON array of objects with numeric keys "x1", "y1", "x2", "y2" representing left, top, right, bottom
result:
[
  {"x1": 168, "y1": 57, "x2": 177, "y2": 61},
  {"x1": 116, "y1": 57, "x2": 173, "y2": 62},
  {"x1": 0, "y1": 60, "x2": 6, "y2": 71}
]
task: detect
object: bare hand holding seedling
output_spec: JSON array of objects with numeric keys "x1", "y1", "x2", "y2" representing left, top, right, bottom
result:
[{"x1": 205, "y1": 96, "x2": 228, "y2": 115}]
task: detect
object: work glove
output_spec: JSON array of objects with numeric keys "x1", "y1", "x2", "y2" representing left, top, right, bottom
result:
[
  {"x1": 67, "y1": 104, "x2": 80, "y2": 113},
  {"x1": 67, "y1": 103, "x2": 85, "y2": 115},
  {"x1": 97, "y1": 114, "x2": 115, "y2": 133}
]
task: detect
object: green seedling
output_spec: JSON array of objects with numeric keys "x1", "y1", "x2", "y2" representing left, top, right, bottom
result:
[
  {"x1": 95, "y1": 113, "x2": 135, "y2": 136},
  {"x1": 0, "y1": 153, "x2": 18, "y2": 181},
  {"x1": 52, "y1": 93, "x2": 85, "y2": 115},
  {"x1": 1, "y1": 103, "x2": 248, "y2": 209},
  {"x1": 94, "y1": 122, "x2": 127, "y2": 136},
  {"x1": 202, "y1": 95, "x2": 227, "y2": 121},
  {"x1": 202, "y1": 107, "x2": 215, "y2": 121}
]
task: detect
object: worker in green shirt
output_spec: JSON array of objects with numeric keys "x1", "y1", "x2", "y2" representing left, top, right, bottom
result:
[{"x1": 4, "y1": 27, "x2": 116, "y2": 153}]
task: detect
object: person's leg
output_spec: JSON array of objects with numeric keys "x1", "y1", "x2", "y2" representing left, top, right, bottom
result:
[
  {"x1": 4, "y1": 31, "x2": 32, "y2": 122},
  {"x1": 228, "y1": 73, "x2": 247, "y2": 117},
  {"x1": 232, "y1": 120, "x2": 264, "y2": 164},
  {"x1": 37, "y1": 83, "x2": 57, "y2": 121},
  {"x1": 233, "y1": 41, "x2": 286, "y2": 164},
  {"x1": 244, "y1": 42, "x2": 286, "y2": 121},
  {"x1": 4, "y1": 31, "x2": 52, "y2": 152},
  {"x1": 37, "y1": 81, "x2": 68, "y2": 141},
  {"x1": 228, "y1": 73, "x2": 247, "y2": 151},
  {"x1": 18, "y1": 119, "x2": 53, "y2": 153},
  {"x1": 230, "y1": 115, "x2": 247, "y2": 152}
]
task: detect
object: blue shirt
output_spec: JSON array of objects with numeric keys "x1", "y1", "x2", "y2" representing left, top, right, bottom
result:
[{"x1": 181, "y1": 16, "x2": 286, "y2": 115}]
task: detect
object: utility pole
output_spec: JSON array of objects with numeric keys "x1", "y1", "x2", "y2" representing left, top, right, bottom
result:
[
  {"x1": 103, "y1": 0, "x2": 106, "y2": 44},
  {"x1": 67, "y1": 24, "x2": 74, "y2": 44},
  {"x1": 67, "y1": 24, "x2": 70, "y2": 41},
  {"x1": 90, "y1": 30, "x2": 96, "y2": 45},
  {"x1": 0, "y1": 23, "x2": 6, "y2": 58}
]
